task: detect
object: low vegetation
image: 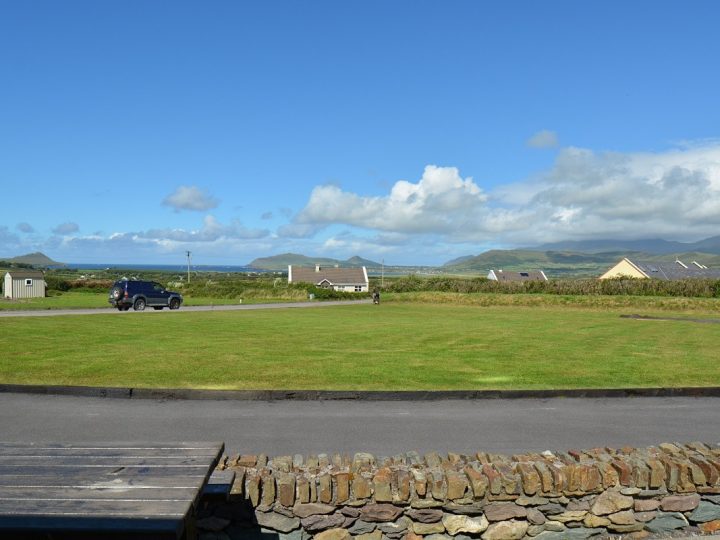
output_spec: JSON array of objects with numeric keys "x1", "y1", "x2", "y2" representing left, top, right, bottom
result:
[{"x1": 1, "y1": 303, "x2": 718, "y2": 390}]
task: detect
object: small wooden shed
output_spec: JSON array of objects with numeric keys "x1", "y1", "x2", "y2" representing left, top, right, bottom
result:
[{"x1": 3, "y1": 270, "x2": 46, "y2": 299}]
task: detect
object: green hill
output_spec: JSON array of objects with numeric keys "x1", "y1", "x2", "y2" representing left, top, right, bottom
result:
[
  {"x1": 442, "y1": 249, "x2": 720, "y2": 278},
  {"x1": 249, "y1": 253, "x2": 381, "y2": 271},
  {"x1": 2, "y1": 252, "x2": 64, "y2": 267}
]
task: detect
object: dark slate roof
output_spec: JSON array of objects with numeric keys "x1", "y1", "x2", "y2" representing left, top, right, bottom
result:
[
  {"x1": 490, "y1": 270, "x2": 548, "y2": 282},
  {"x1": 632, "y1": 260, "x2": 720, "y2": 280},
  {"x1": 4, "y1": 270, "x2": 44, "y2": 279},
  {"x1": 290, "y1": 266, "x2": 368, "y2": 285}
]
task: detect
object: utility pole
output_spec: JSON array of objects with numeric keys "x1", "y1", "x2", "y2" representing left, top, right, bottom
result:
[
  {"x1": 381, "y1": 259, "x2": 384, "y2": 288},
  {"x1": 186, "y1": 251, "x2": 192, "y2": 283}
]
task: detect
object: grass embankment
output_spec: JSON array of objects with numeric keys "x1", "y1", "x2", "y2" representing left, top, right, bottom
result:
[{"x1": 1, "y1": 301, "x2": 719, "y2": 390}]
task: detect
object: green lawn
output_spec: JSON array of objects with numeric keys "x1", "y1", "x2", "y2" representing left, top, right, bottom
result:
[{"x1": 1, "y1": 302, "x2": 719, "y2": 390}]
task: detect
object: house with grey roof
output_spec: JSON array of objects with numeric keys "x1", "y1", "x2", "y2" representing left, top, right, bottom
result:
[
  {"x1": 288, "y1": 265, "x2": 369, "y2": 292},
  {"x1": 3, "y1": 270, "x2": 46, "y2": 299},
  {"x1": 599, "y1": 258, "x2": 720, "y2": 280},
  {"x1": 487, "y1": 269, "x2": 548, "y2": 282}
]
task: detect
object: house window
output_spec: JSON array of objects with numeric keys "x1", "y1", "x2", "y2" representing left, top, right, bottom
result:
[
  {"x1": 520, "y1": 272, "x2": 529, "y2": 277},
  {"x1": 25, "y1": 279, "x2": 33, "y2": 287},
  {"x1": 354, "y1": 286, "x2": 362, "y2": 292}
]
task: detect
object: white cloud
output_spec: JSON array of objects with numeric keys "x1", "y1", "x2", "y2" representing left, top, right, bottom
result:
[
  {"x1": 295, "y1": 165, "x2": 488, "y2": 234},
  {"x1": 289, "y1": 142, "x2": 720, "y2": 247},
  {"x1": 16, "y1": 222, "x2": 34, "y2": 233},
  {"x1": 527, "y1": 129, "x2": 559, "y2": 148},
  {"x1": 163, "y1": 186, "x2": 219, "y2": 212},
  {"x1": 52, "y1": 222, "x2": 79, "y2": 235}
]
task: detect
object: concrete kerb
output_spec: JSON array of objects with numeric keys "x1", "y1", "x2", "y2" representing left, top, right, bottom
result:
[{"x1": 1, "y1": 384, "x2": 720, "y2": 401}]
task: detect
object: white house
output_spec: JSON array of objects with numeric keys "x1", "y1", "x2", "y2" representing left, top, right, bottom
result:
[
  {"x1": 3, "y1": 270, "x2": 46, "y2": 299},
  {"x1": 288, "y1": 265, "x2": 369, "y2": 292}
]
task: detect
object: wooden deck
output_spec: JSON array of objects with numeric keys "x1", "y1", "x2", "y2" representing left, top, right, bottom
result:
[{"x1": 0, "y1": 442, "x2": 224, "y2": 539}]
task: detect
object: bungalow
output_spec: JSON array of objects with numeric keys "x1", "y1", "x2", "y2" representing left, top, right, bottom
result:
[
  {"x1": 599, "y1": 258, "x2": 720, "y2": 280},
  {"x1": 3, "y1": 270, "x2": 46, "y2": 299},
  {"x1": 288, "y1": 265, "x2": 369, "y2": 292},
  {"x1": 487, "y1": 269, "x2": 548, "y2": 282}
]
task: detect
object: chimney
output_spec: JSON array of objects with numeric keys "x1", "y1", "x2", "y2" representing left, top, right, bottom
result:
[{"x1": 315, "y1": 264, "x2": 320, "y2": 272}]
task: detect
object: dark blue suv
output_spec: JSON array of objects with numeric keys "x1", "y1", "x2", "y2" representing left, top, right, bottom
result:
[{"x1": 108, "y1": 280, "x2": 183, "y2": 311}]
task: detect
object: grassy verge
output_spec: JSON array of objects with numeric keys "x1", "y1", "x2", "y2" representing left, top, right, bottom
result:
[{"x1": 1, "y1": 303, "x2": 719, "y2": 390}]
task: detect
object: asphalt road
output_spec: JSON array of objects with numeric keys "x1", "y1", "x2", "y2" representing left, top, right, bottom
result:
[
  {"x1": 1, "y1": 393, "x2": 717, "y2": 457},
  {"x1": 0, "y1": 299, "x2": 371, "y2": 317}
]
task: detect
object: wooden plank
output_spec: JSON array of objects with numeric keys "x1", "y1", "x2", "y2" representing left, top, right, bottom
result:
[
  {"x1": 0, "y1": 498, "x2": 189, "y2": 517},
  {"x1": 0, "y1": 456, "x2": 212, "y2": 466},
  {"x1": 0, "y1": 475, "x2": 210, "y2": 488},
  {"x1": 0, "y1": 486, "x2": 199, "y2": 501},
  {"x1": 0, "y1": 514, "x2": 183, "y2": 534},
  {"x1": 0, "y1": 445, "x2": 222, "y2": 458},
  {"x1": 0, "y1": 465, "x2": 213, "y2": 478}
]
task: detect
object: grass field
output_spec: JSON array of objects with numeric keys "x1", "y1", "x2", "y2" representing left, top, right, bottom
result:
[
  {"x1": 1, "y1": 300, "x2": 719, "y2": 390},
  {"x1": 0, "y1": 291, "x2": 297, "y2": 310}
]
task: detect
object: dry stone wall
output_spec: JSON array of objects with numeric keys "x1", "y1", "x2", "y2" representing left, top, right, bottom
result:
[{"x1": 198, "y1": 442, "x2": 720, "y2": 539}]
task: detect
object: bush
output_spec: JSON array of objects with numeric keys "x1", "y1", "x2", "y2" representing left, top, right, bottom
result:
[{"x1": 384, "y1": 275, "x2": 720, "y2": 298}]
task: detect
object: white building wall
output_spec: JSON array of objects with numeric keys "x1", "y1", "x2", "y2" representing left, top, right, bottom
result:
[{"x1": 5, "y1": 275, "x2": 45, "y2": 299}]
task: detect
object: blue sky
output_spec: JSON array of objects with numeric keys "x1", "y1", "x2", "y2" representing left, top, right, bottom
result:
[{"x1": 2, "y1": 1, "x2": 720, "y2": 266}]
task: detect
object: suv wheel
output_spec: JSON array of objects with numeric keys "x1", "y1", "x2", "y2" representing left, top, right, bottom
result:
[
  {"x1": 111, "y1": 286, "x2": 124, "y2": 300},
  {"x1": 133, "y1": 298, "x2": 146, "y2": 311},
  {"x1": 169, "y1": 298, "x2": 180, "y2": 310}
]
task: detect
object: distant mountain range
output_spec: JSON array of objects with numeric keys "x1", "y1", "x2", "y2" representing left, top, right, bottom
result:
[
  {"x1": 248, "y1": 253, "x2": 382, "y2": 271},
  {"x1": 441, "y1": 235, "x2": 720, "y2": 277},
  {"x1": 528, "y1": 235, "x2": 720, "y2": 255}
]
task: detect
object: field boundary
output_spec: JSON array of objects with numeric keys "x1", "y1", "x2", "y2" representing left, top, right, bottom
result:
[{"x1": 2, "y1": 384, "x2": 720, "y2": 401}]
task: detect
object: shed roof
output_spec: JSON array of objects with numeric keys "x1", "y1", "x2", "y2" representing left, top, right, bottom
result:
[
  {"x1": 5, "y1": 270, "x2": 45, "y2": 279},
  {"x1": 290, "y1": 266, "x2": 368, "y2": 285}
]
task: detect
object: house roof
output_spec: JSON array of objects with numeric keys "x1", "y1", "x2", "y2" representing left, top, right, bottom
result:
[
  {"x1": 489, "y1": 270, "x2": 547, "y2": 282},
  {"x1": 5, "y1": 270, "x2": 44, "y2": 279},
  {"x1": 290, "y1": 266, "x2": 368, "y2": 285},
  {"x1": 629, "y1": 259, "x2": 720, "y2": 280}
]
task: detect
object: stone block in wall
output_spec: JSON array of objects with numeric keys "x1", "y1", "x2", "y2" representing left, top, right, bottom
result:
[
  {"x1": 246, "y1": 472, "x2": 260, "y2": 507},
  {"x1": 481, "y1": 464, "x2": 503, "y2": 495},
  {"x1": 410, "y1": 468, "x2": 426, "y2": 497},
  {"x1": 358, "y1": 503, "x2": 403, "y2": 523},
  {"x1": 333, "y1": 472, "x2": 349, "y2": 503},
  {"x1": 277, "y1": 472, "x2": 296, "y2": 507},
  {"x1": 394, "y1": 469, "x2": 411, "y2": 503},
  {"x1": 372, "y1": 467, "x2": 392, "y2": 502},
  {"x1": 483, "y1": 502, "x2": 527, "y2": 522},
  {"x1": 292, "y1": 502, "x2": 335, "y2": 518},
  {"x1": 689, "y1": 501, "x2": 720, "y2": 522},
  {"x1": 481, "y1": 519, "x2": 528, "y2": 540},
  {"x1": 352, "y1": 472, "x2": 373, "y2": 500},
  {"x1": 464, "y1": 464, "x2": 487, "y2": 498},
  {"x1": 260, "y1": 472, "x2": 276, "y2": 507},
  {"x1": 442, "y1": 513, "x2": 489, "y2": 535},
  {"x1": 428, "y1": 468, "x2": 447, "y2": 500},
  {"x1": 446, "y1": 469, "x2": 469, "y2": 500},
  {"x1": 314, "y1": 528, "x2": 350, "y2": 540},
  {"x1": 255, "y1": 510, "x2": 300, "y2": 533},
  {"x1": 660, "y1": 493, "x2": 700, "y2": 512},
  {"x1": 515, "y1": 462, "x2": 540, "y2": 495},
  {"x1": 590, "y1": 490, "x2": 634, "y2": 515},
  {"x1": 318, "y1": 473, "x2": 332, "y2": 504},
  {"x1": 296, "y1": 474, "x2": 310, "y2": 504}
]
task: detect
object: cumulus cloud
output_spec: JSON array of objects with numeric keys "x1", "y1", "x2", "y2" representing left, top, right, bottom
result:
[
  {"x1": 138, "y1": 215, "x2": 269, "y2": 243},
  {"x1": 294, "y1": 165, "x2": 488, "y2": 234},
  {"x1": 527, "y1": 130, "x2": 559, "y2": 148},
  {"x1": 289, "y1": 143, "x2": 720, "y2": 247},
  {"x1": 162, "y1": 186, "x2": 219, "y2": 212},
  {"x1": 518, "y1": 143, "x2": 720, "y2": 242},
  {"x1": 52, "y1": 222, "x2": 79, "y2": 235},
  {"x1": 16, "y1": 222, "x2": 34, "y2": 233}
]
